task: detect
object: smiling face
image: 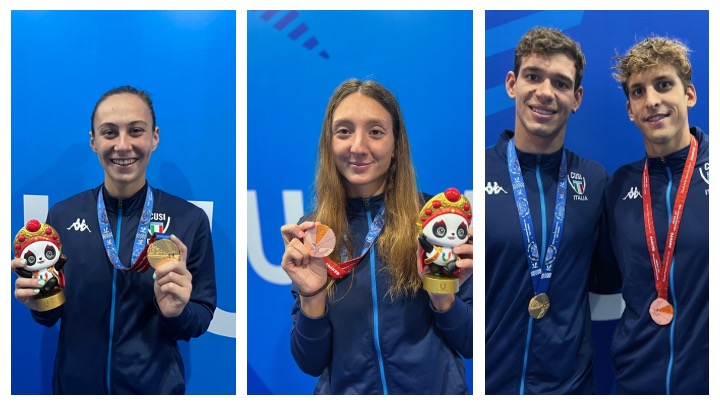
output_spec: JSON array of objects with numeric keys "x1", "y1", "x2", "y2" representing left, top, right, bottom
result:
[
  {"x1": 331, "y1": 92, "x2": 395, "y2": 198},
  {"x1": 506, "y1": 53, "x2": 583, "y2": 154},
  {"x1": 90, "y1": 93, "x2": 159, "y2": 198},
  {"x1": 625, "y1": 64, "x2": 696, "y2": 157}
]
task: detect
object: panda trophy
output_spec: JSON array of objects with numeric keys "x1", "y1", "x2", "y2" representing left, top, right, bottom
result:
[
  {"x1": 417, "y1": 187, "x2": 472, "y2": 294},
  {"x1": 13, "y1": 219, "x2": 67, "y2": 311}
]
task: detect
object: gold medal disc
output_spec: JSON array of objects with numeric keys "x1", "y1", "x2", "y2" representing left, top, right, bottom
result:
[
  {"x1": 147, "y1": 239, "x2": 180, "y2": 269},
  {"x1": 528, "y1": 293, "x2": 550, "y2": 319}
]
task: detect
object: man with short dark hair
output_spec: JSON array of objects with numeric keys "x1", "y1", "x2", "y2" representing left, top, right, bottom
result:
[{"x1": 485, "y1": 26, "x2": 607, "y2": 394}]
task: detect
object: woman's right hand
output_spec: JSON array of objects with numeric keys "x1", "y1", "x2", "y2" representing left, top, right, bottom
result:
[
  {"x1": 280, "y1": 221, "x2": 329, "y2": 297},
  {"x1": 11, "y1": 258, "x2": 42, "y2": 311}
]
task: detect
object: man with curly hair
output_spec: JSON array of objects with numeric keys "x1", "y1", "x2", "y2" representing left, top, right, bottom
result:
[{"x1": 593, "y1": 36, "x2": 709, "y2": 394}]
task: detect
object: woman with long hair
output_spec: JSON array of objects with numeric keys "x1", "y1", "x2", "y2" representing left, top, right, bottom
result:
[{"x1": 280, "y1": 79, "x2": 473, "y2": 394}]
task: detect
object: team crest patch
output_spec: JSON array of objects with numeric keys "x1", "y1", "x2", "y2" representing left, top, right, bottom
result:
[
  {"x1": 568, "y1": 171, "x2": 588, "y2": 201},
  {"x1": 699, "y1": 163, "x2": 709, "y2": 185},
  {"x1": 149, "y1": 213, "x2": 171, "y2": 235}
]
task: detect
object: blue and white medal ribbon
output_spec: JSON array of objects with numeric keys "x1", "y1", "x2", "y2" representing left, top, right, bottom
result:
[
  {"x1": 507, "y1": 139, "x2": 567, "y2": 319},
  {"x1": 97, "y1": 186, "x2": 154, "y2": 272}
]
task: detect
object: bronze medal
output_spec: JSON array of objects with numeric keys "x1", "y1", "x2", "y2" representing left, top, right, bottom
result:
[
  {"x1": 303, "y1": 224, "x2": 336, "y2": 258},
  {"x1": 147, "y1": 238, "x2": 180, "y2": 269},
  {"x1": 649, "y1": 297, "x2": 674, "y2": 325},
  {"x1": 528, "y1": 293, "x2": 550, "y2": 319}
]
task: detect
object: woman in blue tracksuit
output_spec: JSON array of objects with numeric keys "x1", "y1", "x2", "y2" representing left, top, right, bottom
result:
[
  {"x1": 279, "y1": 79, "x2": 473, "y2": 394},
  {"x1": 11, "y1": 86, "x2": 217, "y2": 394},
  {"x1": 592, "y1": 36, "x2": 709, "y2": 394}
]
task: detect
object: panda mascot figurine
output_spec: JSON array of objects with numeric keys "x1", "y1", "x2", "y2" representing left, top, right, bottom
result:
[
  {"x1": 417, "y1": 187, "x2": 472, "y2": 294},
  {"x1": 13, "y1": 219, "x2": 67, "y2": 311}
]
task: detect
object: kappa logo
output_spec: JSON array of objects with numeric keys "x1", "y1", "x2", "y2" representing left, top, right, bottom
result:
[
  {"x1": 623, "y1": 186, "x2": 642, "y2": 200},
  {"x1": 485, "y1": 181, "x2": 508, "y2": 195},
  {"x1": 568, "y1": 171, "x2": 588, "y2": 201},
  {"x1": 150, "y1": 212, "x2": 171, "y2": 235},
  {"x1": 67, "y1": 218, "x2": 91, "y2": 232}
]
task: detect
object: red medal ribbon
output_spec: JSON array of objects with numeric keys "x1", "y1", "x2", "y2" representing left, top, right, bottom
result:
[
  {"x1": 324, "y1": 255, "x2": 364, "y2": 280},
  {"x1": 127, "y1": 233, "x2": 157, "y2": 273},
  {"x1": 642, "y1": 135, "x2": 697, "y2": 300}
]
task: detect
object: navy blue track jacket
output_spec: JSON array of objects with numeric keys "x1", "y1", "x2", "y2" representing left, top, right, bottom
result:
[
  {"x1": 32, "y1": 183, "x2": 216, "y2": 394},
  {"x1": 290, "y1": 193, "x2": 473, "y2": 394},
  {"x1": 485, "y1": 130, "x2": 608, "y2": 394},
  {"x1": 592, "y1": 127, "x2": 709, "y2": 394}
]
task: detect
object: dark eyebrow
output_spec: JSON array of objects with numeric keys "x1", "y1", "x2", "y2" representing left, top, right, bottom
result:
[
  {"x1": 98, "y1": 120, "x2": 149, "y2": 129},
  {"x1": 653, "y1": 75, "x2": 675, "y2": 83},
  {"x1": 127, "y1": 120, "x2": 149, "y2": 127},
  {"x1": 332, "y1": 118, "x2": 389, "y2": 129},
  {"x1": 520, "y1": 65, "x2": 573, "y2": 86},
  {"x1": 332, "y1": 118, "x2": 353, "y2": 128}
]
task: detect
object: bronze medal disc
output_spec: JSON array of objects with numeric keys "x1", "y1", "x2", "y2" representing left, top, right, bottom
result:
[
  {"x1": 528, "y1": 293, "x2": 550, "y2": 319},
  {"x1": 147, "y1": 239, "x2": 180, "y2": 269},
  {"x1": 303, "y1": 224, "x2": 336, "y2": 258},
  {"x1": 649, "y1": 297, "x2": 674, "y2": 325}
]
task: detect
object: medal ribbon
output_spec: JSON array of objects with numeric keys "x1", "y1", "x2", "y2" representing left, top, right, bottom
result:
[
  {"x1": 97, "y1": 186, "x2": 155, "y2": 272},
  {"x1": 642, "y1": 135, "x2": 697, "y2": 301},
  {"x1": 324, "y1": 204, "x2": 386, "y2": 280},
  {"x1": 507, "y1": 139, "x2": 568, "y2": 295}
]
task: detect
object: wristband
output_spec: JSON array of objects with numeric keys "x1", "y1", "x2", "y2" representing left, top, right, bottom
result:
[{"x1": 298, "y1": 278, "x2": 331, "y2": 297}]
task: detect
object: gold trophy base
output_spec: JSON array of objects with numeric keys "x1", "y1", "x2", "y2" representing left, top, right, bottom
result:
[
  {"x1": 423, "y1": 274, "x2": 459, "y2": 294},
  {"x1": 34, "y1": 289, "x2": 65, "y2": 311}
]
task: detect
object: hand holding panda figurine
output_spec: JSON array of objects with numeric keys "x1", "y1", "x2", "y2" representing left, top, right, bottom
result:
[
  {"x1": 417, "y1": 188, "x2": 472, "y2": 294},
  {"x1": 12, "y1": 219, "x2": 67, "y2": 311}
]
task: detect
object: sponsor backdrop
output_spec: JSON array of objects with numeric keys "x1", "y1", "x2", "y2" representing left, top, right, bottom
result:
[
  {"x1": 485, "y1": 10, "x2": 709, "y2": 394},
  {"x1": 248, "y1": 10, "x2": 473, "y2": 394},
  {"x1": 10, "y1": 11, "x2": 236, "y2": 394}
]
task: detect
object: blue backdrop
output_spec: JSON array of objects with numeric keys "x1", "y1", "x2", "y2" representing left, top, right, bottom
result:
[
  {"x1": 247, "y1": 10, "x2": 474, "y2": 394},
  {"x1": 10, "y1": 10, "x2": 236, "y2": 394},
  {"x1": 485, "y1": 10, "x2": 709, "y2": 394}
]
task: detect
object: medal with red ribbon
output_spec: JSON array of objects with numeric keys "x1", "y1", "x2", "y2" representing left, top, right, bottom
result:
[
  {"x1": 324, "y1": 204, "x2": 385, "y2": 280},
  {"x1": 643, "y1": 135, "x2": 697, "y2": 326}
]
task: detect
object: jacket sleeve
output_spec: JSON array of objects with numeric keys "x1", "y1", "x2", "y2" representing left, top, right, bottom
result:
[
  {"x1": 158, "y1": 208, "x2": 217, "y2": 341},
  {"x1": 432, "y1": 274, "x2": 473, "y2": 359},
  {"x1": 289, "y1": 288, "x2": 333, "y2": 376}
]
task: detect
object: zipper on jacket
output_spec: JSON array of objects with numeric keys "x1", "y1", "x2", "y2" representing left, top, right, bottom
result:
[
  {"x1": 366, "y1": 199, "x2": 389, "y2": 394},
  {"x1": 663, "y1": 164, "x2": 677, "y2": 395},
  {"x1": 106, "y1": 198, "x2": 122, "y2": 394},
  {"x1": 519, "y1": 160, "x2": 548, "y2": 394}
]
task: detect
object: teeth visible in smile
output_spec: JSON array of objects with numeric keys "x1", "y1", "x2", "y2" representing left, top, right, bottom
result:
[
  {"x1": 112, "y1": 158, "x2": 137, "y2": 166},
  {"x1": 646, "y1": 114, "x2": 669, "y2": 122},
  {"x1": 531, "y1": 107, "x2": 553, "y2": 115}
]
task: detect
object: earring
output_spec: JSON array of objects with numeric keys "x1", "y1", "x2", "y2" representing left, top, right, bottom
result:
[{"x1": 571, "y1": 109, "x2": 577, "y2": 115}]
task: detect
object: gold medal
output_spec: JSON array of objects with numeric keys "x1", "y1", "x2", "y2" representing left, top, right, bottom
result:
[
  {"x1": 147, "y1": 238, "x2": 180, "y2": 269},
  {"x1": 528, "y1": 293, "x2": 550, "y2": 319}
]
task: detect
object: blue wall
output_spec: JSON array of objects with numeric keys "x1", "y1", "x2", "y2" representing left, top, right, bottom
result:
[
  {"x1": 10, "y1": 10, "x2": 236, "y2": 394},
  {"x1": 485, "y1": 10, "x2": 709, "y2": 394},
  {"x1": 247, "y1": 10, "x2": 474, "y2": 394}
]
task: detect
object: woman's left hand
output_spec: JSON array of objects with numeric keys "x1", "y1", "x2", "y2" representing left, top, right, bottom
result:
[{"x1": 153, "y1": 235, "x2": 193, "y2": 318}]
